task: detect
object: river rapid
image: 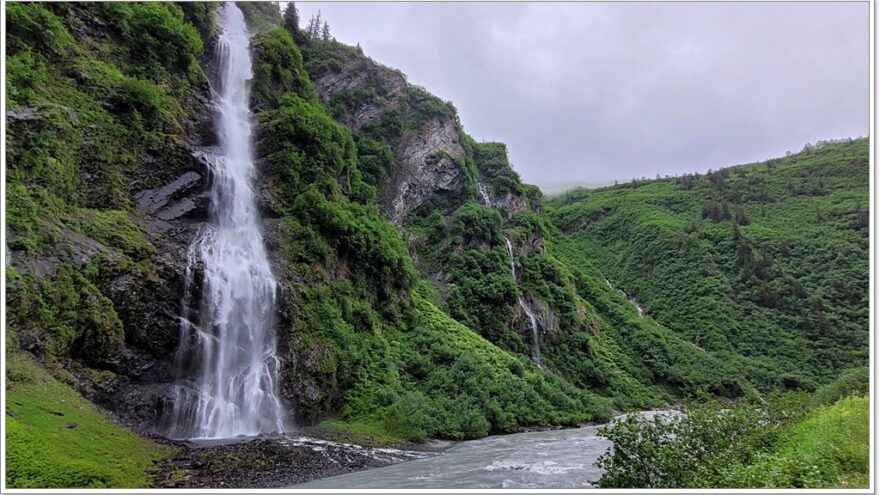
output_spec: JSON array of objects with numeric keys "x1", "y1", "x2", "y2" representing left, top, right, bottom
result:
[{"x1": 293, "y1": 411, "x2": 668, "y2": 489}]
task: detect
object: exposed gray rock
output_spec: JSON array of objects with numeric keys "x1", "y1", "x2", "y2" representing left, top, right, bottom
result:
[
  {"x1": 135, "y1": 171, "x2": 203, "y2": 214},
  {"x1": 493, "y1": 190, "x2": 530, "y2": 218},
  {"x1": 312, "y1": 55, "x2": 407, "y2": 131},
  {"x1": 5, "y1": 106, "x2": 41, "y2": 122},
  {"x1": 309, "y1": 48, "x2": 470, "y2": 225},
  {"x1": 380, "y1": 118, "x2": 466, "y2": 225},
  {"x1": 9, "y1": 225, "x2": 123, "y2": 279}
]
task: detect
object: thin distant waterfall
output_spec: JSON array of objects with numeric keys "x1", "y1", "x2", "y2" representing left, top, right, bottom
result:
[
  {"x1": 165, "y1": 3, "x2": 285, "y2": 439},
  {"x1": 482, "y1": 178, "x2": 541, "y2": 366},
  {"x1": 504, "y1": 236, "x2": 542, "y2": 366},
  {"x1": 477, "y1": 182, "x2": 493, "y2": 208}
]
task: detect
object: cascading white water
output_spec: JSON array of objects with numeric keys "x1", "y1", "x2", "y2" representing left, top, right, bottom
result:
[
  {"x1": 604, "y1": 278, "x2": 645, "y2": 317},
  {"x1": 520, "y1": 296, "x2": 541, "y2": 365},
  {"x1": 504, "y1": 236, "x2": 541, "y2": 365},
  {"x1": 166, "y1": 3, "x2": 286, "y2": 439},
  {"x1": 477, "y1": 181, "x2": 493, "y2": 208},
  {"x1": 504, "y1": 237, "x2": 516, "y2": 279}
]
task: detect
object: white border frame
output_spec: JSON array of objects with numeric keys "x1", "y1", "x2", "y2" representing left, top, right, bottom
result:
[{"x1": 0, "y1": 0, "x2": 875, "y2": 493}]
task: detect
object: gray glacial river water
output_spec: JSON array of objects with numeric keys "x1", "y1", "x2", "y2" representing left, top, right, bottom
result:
[
  {"x1": 292, "y1": 412, "x2": 668, "y2": 489},
  {"x1": 293, "y1": 426, "x2": 607, "y2": 489}
]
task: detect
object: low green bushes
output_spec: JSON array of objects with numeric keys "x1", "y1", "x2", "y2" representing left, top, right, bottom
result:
[{"x1": 596, "y1": 389, "x2": 869, "y2": 488}]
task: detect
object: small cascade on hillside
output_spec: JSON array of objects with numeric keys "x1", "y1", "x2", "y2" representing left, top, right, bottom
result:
[
  {"x1": 504, "y1": 236, "x2": 542, "y2": 366},
  {"x1": 477, "y1": 181, "x2": 493, "y2": 208},
  {"x1": 604, "y1": 278, "x2": 645, "y2": 317},
  {"x1": 519, "y1": 296, "x2": 542, "y2": 366},
  {"x1": 504, "y1": 236, "x2": 516, "y2": 279},
  {"x1": 165, "y1": 3, "x2": 285, "y2": 439}
]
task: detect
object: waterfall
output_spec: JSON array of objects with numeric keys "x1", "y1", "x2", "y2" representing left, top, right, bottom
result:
[
  {"x1": 519, "y1": 296, "x2": 541, "y2": 365},
  {"x1": 490, "y1": 187, "x2": 541, "y2": 365},
  {"x1": 165, "y1": 3, "x2": 286, "y2": 439},
  {"x1": 504, "y1": 236, "x2": 542, "y2": 366},
  {"x1": 504, "y1": 236, "x2": 516, "y2": 279},
  {"x1": 477, "y1": 181, "x2": 493, "y2": 208},
  {"x1": 604, "y1": 278, "x2": 645, "y2": 317}
]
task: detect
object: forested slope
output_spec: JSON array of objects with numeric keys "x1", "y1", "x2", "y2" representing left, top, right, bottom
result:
[{"x1": 547, "y1": 138, "x2": 869, "y2": 390}]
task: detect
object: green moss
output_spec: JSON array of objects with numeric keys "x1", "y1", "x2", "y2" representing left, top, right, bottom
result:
[
  {"x1": 67, "y1": 209, "x2": 154, "y2": 261},
  {"x1": 314, "y1": 418, "x2": 408, "y2": 447},
  {"x1": 5, "y1": 353, "x2": 173, "y2": 488},
  {"x1": 8, "y1": 263, "x2": 125, "y2": 367}
]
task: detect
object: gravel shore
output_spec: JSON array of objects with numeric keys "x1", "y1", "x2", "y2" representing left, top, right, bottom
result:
[{"x1": 152, "y1": 434, "x2": 449, "y2": 488}]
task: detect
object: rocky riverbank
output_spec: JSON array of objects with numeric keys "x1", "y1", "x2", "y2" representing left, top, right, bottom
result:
[{"x1": 151, "y1": 434, "x2": 449, "y2": 488}]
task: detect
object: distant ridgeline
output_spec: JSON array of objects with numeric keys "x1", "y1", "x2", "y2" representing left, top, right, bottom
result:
[{"x1": 4, "y1": 1, "x2": 869, "y2": 488}]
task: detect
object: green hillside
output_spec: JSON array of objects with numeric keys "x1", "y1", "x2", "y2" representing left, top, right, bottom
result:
[{"x1": 547, "y1": 138, "x2": 869, "y2": 390}]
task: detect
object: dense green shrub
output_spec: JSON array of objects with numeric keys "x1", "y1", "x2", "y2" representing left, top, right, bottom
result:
[
  {"x1": 405, "y1": 85, "x2": 456, "y2": 130},
  {"x1": 6, "y1": 3, "x2": 73, "y2": 56},
  {"x1": 445, "y1": 248, "x2": 519, "y2": 350},
  {"x1": 236, "y1": 0, "x2": 281, "y2": 32},
  {"x1": 250, "y1": 28, "x2": 315, "y2": 109},
  {"x1": 472, "y1": 140, "x2": 523, "y2": 196},
  {"x1": 112, "y1": 77, "x2": 175, "y2": 131},
  {"x1": 99, "y1": 2, "x2": 203, "y2": 81},
  {"x1": 596, "y1": 393, "x2": 868, "y2": 488},
  {"x1": 179, "y1": 2, "x2": 219, "y2": 39},
  {"x1": 450, "y1": 202, "x2": 502, "y2": 246},
  {"x1": 807, "y1": 366, "x2": 869, "y2": 408}
]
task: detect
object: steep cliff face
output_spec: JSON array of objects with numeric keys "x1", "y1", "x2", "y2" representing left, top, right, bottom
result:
[
  {"x1": 6, "y1": 2, "x2": 220, "y2": 431},
  {"x1": 298, "y1": 39, "x2": 585, "y2": 367},
  {"x1": 302, "y1": 42, "x2": 474, "y2": 225},
  {"x1": 242, "y1": 22, "x2": 612, "y2": 434},
  {"x1": 294, "y1": 36, "x2": 755, "y2": 409},
  {"x1": 310, "y1": 47, "x2": 407, "y2": 131}
]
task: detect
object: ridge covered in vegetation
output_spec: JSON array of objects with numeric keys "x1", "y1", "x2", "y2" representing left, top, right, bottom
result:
[{"x1": 547, "y1": 138, "x2": 869, "y2": 390}]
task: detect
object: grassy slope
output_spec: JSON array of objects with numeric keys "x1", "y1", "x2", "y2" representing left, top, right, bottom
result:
[
  {"x1": 723, "y1": 395, "x2": 869, "y2": 488},
  {"x1": 547, "y1": 139, "x2": 869, "y2": 390},
  {"x1": 5, "y1": 352, "x2": 173, "y2": 488}
]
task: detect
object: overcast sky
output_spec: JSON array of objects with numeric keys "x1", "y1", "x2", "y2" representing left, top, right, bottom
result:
[{"x1": 292, "y1": 2, "x2": 869, "y2": 190}]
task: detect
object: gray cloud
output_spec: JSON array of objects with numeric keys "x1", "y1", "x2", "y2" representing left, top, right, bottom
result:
[{"x1": 293, "y1": 2, "x2": 868, "y2": 189}]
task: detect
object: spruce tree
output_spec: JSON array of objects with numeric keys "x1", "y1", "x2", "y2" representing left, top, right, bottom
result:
[{"x1": 283, "y1": 2, "x2": 306, "y2": 43}]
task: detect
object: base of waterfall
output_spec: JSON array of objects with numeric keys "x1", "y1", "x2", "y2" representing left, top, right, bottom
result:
[{"x1": 151, "y1": 432, "x2": 447, "y2": 488}]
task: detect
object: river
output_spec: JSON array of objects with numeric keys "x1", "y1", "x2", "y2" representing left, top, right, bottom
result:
[{"x1": 292, "y1": 411, "x2": 667, "y2": 489}]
